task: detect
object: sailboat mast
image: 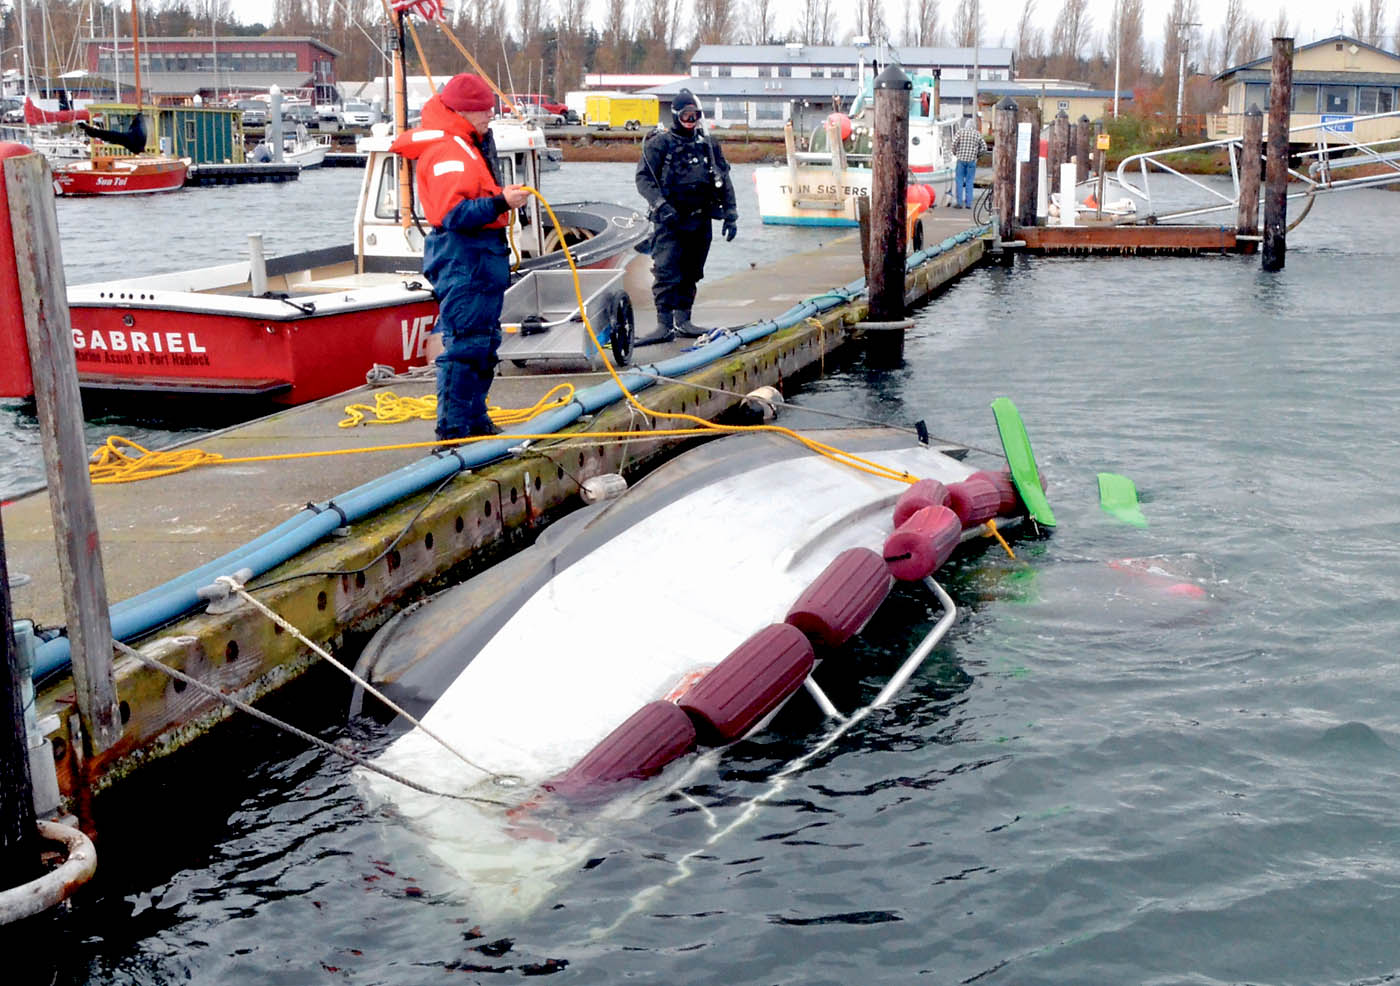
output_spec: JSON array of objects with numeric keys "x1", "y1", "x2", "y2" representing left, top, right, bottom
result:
[
  {"x1": 394, "y1": 9, "x2": 411, "y2": 230},
  {"x1": 129, "y1": 0, "x2": 143, "y2": 111},
  {"x1": 19, "y1": 0, "x2": 30, "y2": 101}
]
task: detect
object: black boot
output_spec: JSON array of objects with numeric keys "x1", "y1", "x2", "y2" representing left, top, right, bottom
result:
[
  {"x1": 674, "y1": 309, "x2": 710, "y2": 338},
  {"x1": 636, "y1": 309, "x2": 675, "y2": 346}
]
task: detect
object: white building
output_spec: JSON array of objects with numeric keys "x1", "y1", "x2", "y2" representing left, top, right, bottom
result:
[{"x1": 645, "y1": 43, "x2": 1015, "y2": 131}]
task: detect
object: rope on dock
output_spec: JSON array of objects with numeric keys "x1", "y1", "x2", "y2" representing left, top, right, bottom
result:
[
  {"x1": 337, "y1": 383, "x2": 577, "y2": 429},
  {"x1": 113, "y1": 638, "x2": 512, "y2": 806}
]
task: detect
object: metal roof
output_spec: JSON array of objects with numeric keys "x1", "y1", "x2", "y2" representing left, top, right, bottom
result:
[
  {"x1": 140, "y1": 71, "x2": 315, "y2": 95},
  {"x1": 1220, "y1": 69, "x2": 1400, "y2": 86},
  {"x1": 643, "y1": 77, "x2": 989, "y2": 101},
  {"x1": 690, "y1": 44, "x2": 1014, "y2": 67},
  {"x1": 83, "y1": 35, "x2": 342, "y2": 58},
  {"x1": 1213, "y1": 34, "x2": 1400, "y2": 81}
]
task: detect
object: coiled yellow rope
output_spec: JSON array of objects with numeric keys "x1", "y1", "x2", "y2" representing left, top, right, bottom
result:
[{"x1": 336, "y1": 383, "x2": 576, "y2": 429}]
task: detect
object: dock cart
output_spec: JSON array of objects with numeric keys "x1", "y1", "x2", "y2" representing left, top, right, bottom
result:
[{"x1": 497, "y1": 269, "x2": 634, "y2": 367}]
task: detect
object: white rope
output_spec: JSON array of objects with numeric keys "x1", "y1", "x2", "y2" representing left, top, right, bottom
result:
[
  {"x1": 216, "y1": 576, "x2": 517, "y2": 787},
  {"x1": 113, "y1": 640, "x2": 507, "y2": 806}
]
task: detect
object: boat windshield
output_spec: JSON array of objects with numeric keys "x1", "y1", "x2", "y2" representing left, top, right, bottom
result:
[{"x1": 808, "y1": 126, "x2": 872, "y2": 158}]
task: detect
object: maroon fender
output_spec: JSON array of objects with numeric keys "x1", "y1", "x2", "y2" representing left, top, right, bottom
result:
[
  {"x1": 946, "y1": 476, "x2": 1001, "y2": 527},
  {"x1": 545, "y1": 701, "x2": 696, "y2": 799},
  {"x1": 679, "y1": 624, "x2": 815, "y2": 742},
  {"x1": 969, "y1": 469, "x2": 1019, "y2": 517},
  {"x1": 892, "y1": 478, "x2": 951, "y2": 528},
  {"x1": 883, "y1": 505, "x2": 962, "y2": 581},
  {"x1": 785, "y1": 546, "x2": 894, "y2": 648}
]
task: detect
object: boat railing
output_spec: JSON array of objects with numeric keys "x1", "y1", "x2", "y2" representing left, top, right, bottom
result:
[{"x1": 1113, "y1": 107, "x2": 1400, "y2": 224}]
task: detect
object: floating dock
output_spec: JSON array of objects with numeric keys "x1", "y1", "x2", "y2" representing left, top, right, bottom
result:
[
  {"x1": 185, "y1": 162, "x2": 300, "y2": 186},
  {"x1": 6, "y1": 211, "x2": 987, "y2": 801}
]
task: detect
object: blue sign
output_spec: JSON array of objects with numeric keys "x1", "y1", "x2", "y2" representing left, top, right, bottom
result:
[{"x1": 1321, "y1": 114, "x2": 1355, "y2": 133}]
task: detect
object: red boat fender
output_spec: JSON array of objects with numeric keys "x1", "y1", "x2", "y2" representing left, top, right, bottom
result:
[
  {"x1": 946, "y1": 476, "x2": 1001, "y2": 527},
  {"x1": 545, "y1": 701, "x2": 696, "y2": 799},
  {"x1": 892, "y1": 478, "x2": 950, "y2": 528},
  {"x1": 785, "y1": 547, "x2": 894, "y2": 648},
  {"x1": 883, "y1": 505, "x2": 962, "y2": 581},
  {"x1": 679, "y1": 624, "x2": 814, "y2": 742},
  {"x1": 969, "y1": 470, "x2": 1019, "y2": 517}
]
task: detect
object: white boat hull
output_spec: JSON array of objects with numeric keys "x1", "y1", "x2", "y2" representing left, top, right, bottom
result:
[{"x1": 359, "y1": 429, "x2": 1006, "y2": 918}]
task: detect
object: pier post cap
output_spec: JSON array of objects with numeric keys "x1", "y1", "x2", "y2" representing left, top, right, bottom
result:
[
  {"x1": 996, "y1": 96, "x2": 1018, "y2": 112},
  {"x1": 1078, "y1": 113, "x2": 1091, "y2": 123},
  {"x1": 1055, "y1": 108, "x2": 1070, "y2": 120},
  {"x1": 874, "y1": 64, "x2": 912, "y2": 91},
  {"x1": 1245, "y1": 103, "x2": 1264, "y2": 117}
]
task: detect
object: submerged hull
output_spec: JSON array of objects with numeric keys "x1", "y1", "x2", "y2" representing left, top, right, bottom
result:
[{"x1": 357, "y1": 428, "x2": 1020, "y2": 918}]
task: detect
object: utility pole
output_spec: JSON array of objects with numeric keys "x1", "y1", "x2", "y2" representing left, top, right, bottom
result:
[
  {"x1": 1175, "y1": 19, "x2": 1200, "y2": 131},
  {"x1": 971, "y1": 0, "x2": 980, "y2": 124},
  {"x1": 1112, "y1": 0, "x2": 1121, "y2": 119}
]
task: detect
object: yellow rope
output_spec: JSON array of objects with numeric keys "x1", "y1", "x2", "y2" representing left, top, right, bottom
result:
[
  {"x1": 983, "y1": 518, "x2": 1017, "y2": 560},
  {"x1": 336, "y1": 383, "x2": 575, "y2": 429}
]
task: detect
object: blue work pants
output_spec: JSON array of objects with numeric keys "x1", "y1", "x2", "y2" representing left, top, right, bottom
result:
[
  {"x1": 431, "y1": 249, "x2": 509, "y2": 440},
  {"x1": 955, "y1": 160, "x2": 976, "y2": 207}
]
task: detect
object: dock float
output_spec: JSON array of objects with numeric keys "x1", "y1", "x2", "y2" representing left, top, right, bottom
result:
[
  {"x1": 185, "y1": 162, "x2": 300, "y2": 186},
  {"x1": 10, "y1": 213, "x2": 986, "y2": 803}
]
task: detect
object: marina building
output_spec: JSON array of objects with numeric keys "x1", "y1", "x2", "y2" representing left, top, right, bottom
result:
[
  {"x1": 75, "y1": 35, "x2": 341, "y2": 107},
  {"x1": 646, "y1": 43, "x2": 1015, "y2": 131},
  {"x1": 1209, "y1": 35, "x2": 1400, "y2": 144}
]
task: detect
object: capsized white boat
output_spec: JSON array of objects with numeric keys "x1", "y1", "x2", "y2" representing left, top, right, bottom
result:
[{"x1": 354, "y1": 424, "x2": 1041, "y2": 919}]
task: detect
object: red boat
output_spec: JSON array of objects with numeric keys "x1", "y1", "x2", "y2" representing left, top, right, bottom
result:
[
  {"x1": 52, "y1": 155, "x2": 187, "y2": 196},
  {"x1": 59, "y1": 118, "x2": 646, "y2": 405}
]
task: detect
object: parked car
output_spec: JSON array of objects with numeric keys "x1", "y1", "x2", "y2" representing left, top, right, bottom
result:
[
  {"x1": 336, "y1": 101, "x2": 378, "y2": 127},
  {"x1": 284, "y1": 103, "x2": 318, "y2": 126},
  {"x1": 520, "y1": 103, "x2": 565, "y2": 127},
  {"x1": 237, "y1": 99, "x2": 268, "y2": 127},
  {"x1": 2, "y1": 97, "x2": 22, "y2": 123}
]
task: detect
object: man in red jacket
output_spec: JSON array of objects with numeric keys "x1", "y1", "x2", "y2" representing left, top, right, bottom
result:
[{"x1": 392, "y1": 73, "x2": 529, "y2": 441}]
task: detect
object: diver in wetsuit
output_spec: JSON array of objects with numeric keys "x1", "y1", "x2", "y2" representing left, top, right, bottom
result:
[{"x1": 634, "y1": 89, "x2": 739, "y2": 342}]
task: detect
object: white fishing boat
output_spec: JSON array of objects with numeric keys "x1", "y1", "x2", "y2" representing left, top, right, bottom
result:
[
  {"x1": 754, "y1": 71, "x2": 958, "y2": 226},
  {"x1": 356, "y1": 417, "x2": 1051, "y2": 919},
  {"x1": 280, "y1": 126, "x2": 331, "y2": 169}
]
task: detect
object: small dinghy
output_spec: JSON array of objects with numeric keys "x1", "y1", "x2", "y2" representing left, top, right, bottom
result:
[{"x1": 353, "y1": 420, "x2": 1049, "y2": 917}]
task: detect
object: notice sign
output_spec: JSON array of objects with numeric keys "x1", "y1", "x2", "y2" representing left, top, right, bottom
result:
[
  {"x1": 1321, "y1": 114, "x2": 1354, "y2": 133},
  {"x1": 1096, "y1": 133, "x2": 1111, "y2": 151},
  {"x1": 1016, "y1": 122, "x2": 1032, "y2": 163}
]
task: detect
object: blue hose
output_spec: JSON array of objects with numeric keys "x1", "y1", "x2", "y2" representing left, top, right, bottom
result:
[{"x1": 33, "y1": 234, "x2": 983, "y2": 679}]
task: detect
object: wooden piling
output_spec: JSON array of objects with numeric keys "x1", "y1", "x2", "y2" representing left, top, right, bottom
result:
[
  {"x1": 1075, "y1": 115, "x2": 1092, "y2": 186},
  {"x1": 4, "y1": 153, "x2": 121, "y2": 757},
  {"x1": 1237, "y1": 103, "x2": 1264, "y2": 247},
  {"x1": 993, "y1": 97, "x2": 1018, "y2": 240},
  {"x1": 0, "y1": 513, "x2": 40, "y2": 893},
  {"x1": 1263, "y1": 37, "x2": 1294, "y2": 272},
  {"x1": 867, "y1": 64, "x2": 912, "y2": 322},
  {"x1": 1017, "y1": 103, "x2": 1041, "y2": 228},
  {"x1": 1048, "y1": 109, "x2": 1069, "y2": 197}
]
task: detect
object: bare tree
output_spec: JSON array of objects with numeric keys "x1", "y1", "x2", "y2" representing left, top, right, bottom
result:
[
  {"x1": 747, "y1": 0, "x2": 776, "y2": 43},
  {"x1": 1351, "y1": 0, "x2": 1386, "y2": 45},
  {"x1": 1049, "y1": 0, "x2": 1091, "y2": 73},
  {"x1": 853, "y1": 0, "x2": 884, "y2": 40},
  {"x1": 1236, "y1": 17, "x2": 1265, "y2": 65},
  {"x1": 950, "y1": 0, "x2": 977, "y2": 47},
  {"x1": 1271, "y1": 6, "x2": 1292, "y2": 40},
  {"x1": 1114, "y1": 0, "x2": 1146, "y2": 85},
  {"x1": 799, "y1": 0, "x2": 837, "y2": 44},
  {"x1": 694, "y1": 0, "x2": 736, "y2": 45},
  {"x1": 1216, "y1": 0, "x2": 1244, "y2": 72},
  {"x1": 902, "y1": 0, "x2": 940, "y2": 45},
  {"x1": 1014, "y1": 0, "x2": 1037, "y2": 60}
]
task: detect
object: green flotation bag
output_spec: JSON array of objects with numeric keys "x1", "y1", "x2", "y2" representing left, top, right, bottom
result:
[
  {"x1": 991, "y1": 397, "x2": 1054, "y2": 528},
  {"x1": 1097, "y1": 472, "x2": 1148, "y2": 528}
]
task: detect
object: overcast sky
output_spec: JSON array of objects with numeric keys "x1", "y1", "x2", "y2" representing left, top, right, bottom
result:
[{"x1": 223, "y1": 0, "x2": 1371, "y2": 57}]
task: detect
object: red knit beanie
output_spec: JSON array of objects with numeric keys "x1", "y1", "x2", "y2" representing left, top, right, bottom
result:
[{"x1": 439, "y1": 74, "x2": 494, "y2": 112}]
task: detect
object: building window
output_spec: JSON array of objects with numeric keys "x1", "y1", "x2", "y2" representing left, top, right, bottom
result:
[
  {"x1": 718, "y1": 66, "x2": 731, "y2": 77},
  {"x1": 184, "y1": 119, "x2": 196, "y2": 141},
  {"x1": 811, "y1": 67, "x2": 823, "y2": 79},
  {"x1": 778, "y1": 65, "x2": 791, "y2": 77},
  {"x1": 1323, "y1": 85, "x2": 1352, "y2": 113},
  {"x1": 829, "y1": 67, "x2": 844, "y2": 79},
  {"x1": 757, "y1": 66, "x2": 770, "y2": 77},
  {"x1": 1359, "y1": 86, "x2": 1381, "y2": 114},
  {"x1": 755, "y1": 101, "x2": 784, "y2": 120},
  {"x1": 1381, "y1": 89, "x2": 1395, "y2": 113},
  {"x1": 696, "y1": 65, "x2": 711, "y2": 77},
  {"x1": 1291, "y1": 84, "x2": 1317, "y2": 113}
]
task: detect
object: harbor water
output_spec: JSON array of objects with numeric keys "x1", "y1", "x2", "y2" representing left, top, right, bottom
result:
[{"x1": 5, "y1": 163, "x2": 1400, "y2": 984}]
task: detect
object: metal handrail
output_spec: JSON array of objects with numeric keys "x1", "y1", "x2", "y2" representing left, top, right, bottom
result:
[{"x1": 1112, "y1": 108, "x2": 1400, "y2": 223}]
